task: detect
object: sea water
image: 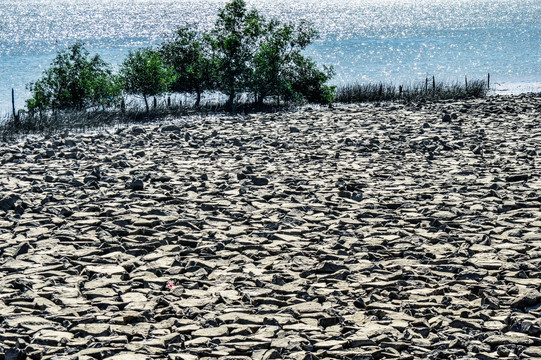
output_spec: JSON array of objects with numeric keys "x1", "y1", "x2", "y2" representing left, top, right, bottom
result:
[{"x1": 0, "y1": 0, "x2": 539, "y2": 114}]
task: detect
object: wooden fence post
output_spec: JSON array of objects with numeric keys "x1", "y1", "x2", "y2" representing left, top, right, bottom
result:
[{"x1": 12, "y1": 88, "x2": 20, "y2": 125}]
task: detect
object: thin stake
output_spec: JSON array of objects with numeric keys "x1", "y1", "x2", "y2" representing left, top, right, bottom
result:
[
  {"x1": 487, "y1": 73, "x2": 490, "y2": 89},
  {"x1": 11, "y1": 88, "x2": 18, "y2": 124}
]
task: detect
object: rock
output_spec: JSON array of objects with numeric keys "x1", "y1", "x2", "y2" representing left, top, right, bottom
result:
[
  {"x1": 523, "y1": 347, "x2": 541, "y2": 357},
  {"x1": 252, "y1": 177, "x2": 269, "y2": 186},
  {"x1": 442, "y1": 113, "x2": 452, "y2": 122},
  {"x1": 64, "y1": 139, "x2": 77, "y2": 147},
  {"x1": 161, "y1": 124, "x2": 181, "y2": 132},
  {"x1": 132, "y1": 126, "x2": 146, "y2": 135},
  {"x1": 315, "y1": 261, "x2": 348, "y2": 274},
  {"x1": 0, "y1": 194, "x2": 19, "y2": 211},
  {"x1": 33, "y1": 330, "x2": 74, "y2": 345},
  {"x1": 318, "y1": 316, "x2": 341, "y2": 328},
  {"x1": 104, "y1": 353, "x2": 150, "y2": 360},
  {"x1": 484, "y1": 333, "x2": 533, "y2": 346},
  {"x1": 72, "y1": 324, "x2": 111, "y2": 337},
  {"x1": 505, "y1": 174, "x2": 529, "y2": 182},
  {"x1": 126, "y1": 179, "x2": 144, "y2": 191},
  {"x1": 192, "y1": 325, "x2": 229, "y2": 337},
  {"x1": 510, "y1": 291, "x2": 541, "y2": 310},
  {"x1": 5, "y1": 348, "x2": 26, "y2": 360}
]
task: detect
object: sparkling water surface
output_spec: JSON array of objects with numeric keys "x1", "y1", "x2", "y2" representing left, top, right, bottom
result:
[{"x1": 1, "y1": 0, "x2": 539, "y2": 113}]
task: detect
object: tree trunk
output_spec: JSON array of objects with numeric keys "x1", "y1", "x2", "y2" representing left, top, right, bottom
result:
[
  {"x1": 11, "y1": 88, "x2": 19, "y2": 126},
  {"x1": 227, "y1": 90, "x2": 235, "y2": 114},
  {"x1": 143, "y1": 95, "x2": 149, "y2": 113},
  {"x1": 196, "y1": 92, "x2": 201, "y2": 107}
]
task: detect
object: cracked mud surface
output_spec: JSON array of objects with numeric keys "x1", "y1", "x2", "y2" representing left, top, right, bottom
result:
[{"x1": 1, "y1": 94, "x2": 540, "y2": 359}]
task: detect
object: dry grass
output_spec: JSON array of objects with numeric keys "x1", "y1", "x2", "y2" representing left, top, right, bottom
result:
[
  {"x1": 1, "y1": 79, "x2": 490, "y2": 140},
  {"x1": 335, "y1": 79, "x2": 488, "y2": 104}
]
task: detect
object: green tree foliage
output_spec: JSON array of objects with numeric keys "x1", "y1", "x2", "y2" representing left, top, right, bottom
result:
[
  {"x1": 26, "y1": 41, "x2": 119, "y2": 113},
  {"x1": 206, "y1": 0, "x2": 333, "y2": 110},
  {"x1": 248, "y1": 19, "x2": 331, "y2": 105},
  {"x1": 209, "y1": 0, "x2": 264, "y2": 110},
  {"x1": 288, "y1": 54, "x2": 335, "y2": 105},
  {"x1": 160, "y1": 27, "x2": 214, "y2": 106},
  {"x1": 119, "y1": 48, "x2": 173, "y2": 112}
]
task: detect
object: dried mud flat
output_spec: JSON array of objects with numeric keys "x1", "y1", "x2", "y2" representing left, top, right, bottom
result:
[{"x1": 0, "y1": 94, "x2": 540, "y2": 360}]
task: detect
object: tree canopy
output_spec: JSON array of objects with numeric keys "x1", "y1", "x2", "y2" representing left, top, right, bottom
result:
[
  {"x1": 160, "y1": 27, "x2": 214, "y2": 107},
  {"x1": 119, "y1": 48, "x2": 173, "y2": 112},
  {"x1": 26, "y1": 41, "x2": 120, "y2": 113}
]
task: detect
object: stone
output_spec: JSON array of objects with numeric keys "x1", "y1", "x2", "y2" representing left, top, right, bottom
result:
[
  {"x1": 0, "y1": 194, "x2": 19, "y2": 211},
  {"x1": 192, "y1": 325, "x2": 229, "y2": 337},
  {"x1": 510, "y1": 291, "x2": 541, "y2": 310},
  {"x1": 104, "y1": 352, "x2": 150, "y2": 359},
  {"x1": 161, "y1": 125, "x2": 181, "y2": 132},
  {"x1": 132, "y1": 126, "x2": 146, "y2": 135},
  {"x1": 126, "y1": 179, "x2": 144, "y2": 191},
  {"x1": 252, "y1": 177, "x2": 269, "y2": 186},
  {"x1": 505, "y1": 174, "x2": 529, "y2": 182},
  {"x1": 315, "y1": 261, "x2": 348, "y2": 274},
  {"x1": 522, "y1": 347, "x2": 541, "y2": 357},
  {"x1": 33, "y1": 330, "x2": 74, "y2": 345},
  {"x1": 484, "y1": 333, "x2": 533, "y2": 346}
]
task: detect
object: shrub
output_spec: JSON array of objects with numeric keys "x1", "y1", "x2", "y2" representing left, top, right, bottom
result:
[
  {"x1": 208, "y1": 0, "x2": 265, "y2": 111},
  {"x1": 287, "y1": 54, "x2": 335, "y2": 105},
  {"x1": 160, "y1": 27, "x2": 215, "y2": 106},
  {"x1": 119, "y1": 48, "x2": 174, "y2": 112},
  {"x1": 206, "y1": 0, "x2": 334, "y2": 110},
  {"x1": 248, "y1": 19, "x2": 321, "y2": 105},
  {"x1": 26, "y1": 41, "x2": 119, "y2": 114}
]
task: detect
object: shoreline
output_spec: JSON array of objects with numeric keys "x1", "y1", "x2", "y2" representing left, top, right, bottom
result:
[
  {"x1": 2, "y1": 91, "x2": 540, "y2": 140},
  {"x1": 1, "y1": 94, "x2": 541, "y2": 358},
  {"x1": 2, "y1": 78, "x2": 540, "y2": 121}
]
